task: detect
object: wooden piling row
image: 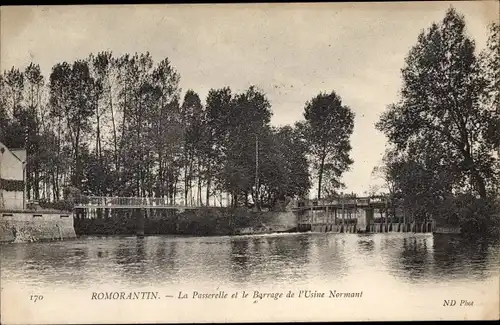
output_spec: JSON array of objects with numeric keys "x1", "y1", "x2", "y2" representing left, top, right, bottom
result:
[
  {"x1": 306, "y1": 224, "x2": 359, "y2": 233},
  {"x1": 301, "y1": 221, "x2": 435, "y2": 233}
]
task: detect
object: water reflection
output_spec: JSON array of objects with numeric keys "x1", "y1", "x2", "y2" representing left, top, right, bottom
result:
[
  {"x1": 230, "y1": 239, "x2": 251, "y2": 283},
  {"x1": 432, "y1": 235, "x2": 496, "y2": 279},
  {"x1": 392, "y1": 236, "x2": 432, "y2": 281},
  {"x1": 357, "y1": 236, "x2": 375, "y2": 254},
  {"x1": 1, "y1": 233, "x2": 499, "y2": 290},
  {"x1": 310, "y1": 234, "x2": 350, "y2": 280},
  {"x1": 379, "y1": 234, "x2": 500, "y2": 283},
  {"x1": 227, "y1": 235, "x2": 313, "y2": 284}
]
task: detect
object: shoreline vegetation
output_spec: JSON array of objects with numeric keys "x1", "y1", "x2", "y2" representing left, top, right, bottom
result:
[
  {"x1": 374, "y1": 9, "x2": 499, "y2": 239},
  {"x1": 1, "y1": 8, "x2": 499, "y2": 239},
  {"x1": 73, "y1": 208, "x2": 296, "y2": 237}
]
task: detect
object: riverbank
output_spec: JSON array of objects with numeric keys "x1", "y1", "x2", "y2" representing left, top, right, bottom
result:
[
  {"x1": 74, "y1": 208, "x2": 297, "y2": 237},
  {"x1": 3, "y1": 203, "x2": 497, "y2": 242}
]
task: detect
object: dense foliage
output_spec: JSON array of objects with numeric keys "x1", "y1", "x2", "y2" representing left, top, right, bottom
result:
[
  {"x1": 376, "y1": 9, "x2": 500, "y2": 236},
  {"x1": 302, "y1": 91, "x2": 355, "y2": 199},
  {"x1": 1, "y1": 52, "x2": 328, "y2": 209}
]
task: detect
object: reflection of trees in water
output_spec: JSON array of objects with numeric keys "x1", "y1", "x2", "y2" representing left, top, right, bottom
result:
[
  {"x1": 113, "y1": 237, "x2": 179, "y2": 285},
  {"x1": 263, "y1": 235, "x2": 311, "y2": 282},
  {"x1": 267, "y1": 235, "x2": 310, "y2": 262},
  {"x1": 394, "y1": 236, "x2": 432, "y2": 280},
  {"x1": 432, "y1": 235, "x2": 498, "y2": 280},
  {"x1": 357, "y1": 236, "x2": 375, "y2": 254},
  {"x1": 228, "y1": 235, "x2": 311, "y2": 284},
  {"x1": 385, "y1": 235, "x2": 500, "y2": 282},
  {"x1": 267, "y1": 235, "x2": 311, "y2": 280},
  {"x1": 229, "y1": 239, "x2": 251, "y2": 283},
  {"x1": 114, "y1": 240, "x2": 135, "y2": 265},
  {"x1": 36, "y1": 242, "x2": 89, "y2": 270},
  {"x1": 155, "y1": 240, "x2": 178, "y2": 270},
  {"x1": 112, "y1": 238, "x2": 147, "y2": 284},
  {"x1": 310, "y1": 234, "x2": 349, "y2": 279},
  {"x1": 1, "y1": 241, "x2": 91, "y2": 287},
  {"x1": 150, "y1": 239, "x2": 178, "y2": 284}
]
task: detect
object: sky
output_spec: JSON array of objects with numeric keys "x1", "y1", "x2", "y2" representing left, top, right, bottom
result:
[{"x1": 1, "y1": 2, "x2": 498, "y2": 197}]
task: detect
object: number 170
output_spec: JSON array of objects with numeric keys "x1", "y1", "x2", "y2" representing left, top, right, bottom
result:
[{"x1": 30, "y1": 295, "x2": 43, "y2": 302}]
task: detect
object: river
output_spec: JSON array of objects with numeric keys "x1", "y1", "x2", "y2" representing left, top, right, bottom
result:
[{"x1": 1, "y1": 232, "x2": 499, "y2": 323}]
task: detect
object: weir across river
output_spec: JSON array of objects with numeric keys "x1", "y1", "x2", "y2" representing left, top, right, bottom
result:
[{"x1": 291, "y1": 197, "x2": 436, "y2": 234}]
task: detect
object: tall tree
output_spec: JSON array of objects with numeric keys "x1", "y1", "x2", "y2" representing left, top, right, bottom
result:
[
  {"x1": 203, "y1": 87, "x2": 234, "y2": 205},
  {"x1": 479, "y1": 23, "x2": 500, "y2": 170},
  {"x1": 480, "y1": 23, "x2": 499, "y2": 116},
  {"x1": 88, "y1": 52, "x2": 115, "y2": 195},
  {"x1": 1, "y1": 68, "x2": 26, "y2": 149},
  {"x1": 225, "y1": 86, "x2": 272, "y2": 208},
  {"x1": 48, "y1": 62, "x2": 71, "y2": 200},
  {"x1": 4, "y1": 67, "x2": 24, "y2": 118},
  {"x1": 150, "y1": 57, "x2": 182, "y2": 200},
  {"x1": 257, "y1": 124, "x2": 311, "y2": 209},
  {"x1": 181, "y1": 90, "x2": 203, "y2": 204},
  {"x1": 24, "y1": 63, "x2": 44, "y2": 199},
  {"x1": 376, "y1": 8, "x2": 497, "y2": 199},
  {"x1": 69, "y1": 61, "x2": 95, "y2": 187},
  {"x1": 303, "y1": 91, "x2": 354, "y2": 200}
]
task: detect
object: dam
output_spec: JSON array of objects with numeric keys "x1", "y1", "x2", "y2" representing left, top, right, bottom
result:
[{"x1": 293, "y1": 197, "x2": 436, "y2": 234}]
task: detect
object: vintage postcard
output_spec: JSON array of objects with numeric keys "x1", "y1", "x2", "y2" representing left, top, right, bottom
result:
[{"x1": 1, "y1": 1, "x2": 499, "y2": 323}]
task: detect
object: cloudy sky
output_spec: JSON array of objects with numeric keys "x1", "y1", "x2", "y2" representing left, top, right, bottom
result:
[{"x1": 1, "y1": 2, "x2": 498, "y2": 196}]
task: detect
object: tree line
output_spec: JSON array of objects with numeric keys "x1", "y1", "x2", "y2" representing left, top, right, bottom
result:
[
  {"x1": 0, "y1": 52, "x2": 355, "y2": 209},
  {"x1": 375, "y1": 8, "x2": 499, "y2": 236}
]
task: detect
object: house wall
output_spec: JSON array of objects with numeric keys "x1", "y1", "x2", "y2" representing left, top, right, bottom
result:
[
  {"x1": 0, "y1": 142, "x2": 25, "y2": 210},
  {"x1": 1, "y1": 191, "x2": 23, "y2": 210},
  {"x1": 0, "y1": 143, "x2": 24, "y2": 181}
]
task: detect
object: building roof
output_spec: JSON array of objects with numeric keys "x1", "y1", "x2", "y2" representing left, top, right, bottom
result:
[
  {"x1": 10, "y1": 148, "x2": 26, "y2": 163},
  {"x1": 0, "y1": 142, "x2": 26, "y2": 163}
]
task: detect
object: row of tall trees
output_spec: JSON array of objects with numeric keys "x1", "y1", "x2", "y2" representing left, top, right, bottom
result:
[
  {"x1": 375, "y1": 8, "x2": 499, "y2": 235},
  {"x1": 1, "y1": 52, "x2": 355, "y2": 209}
]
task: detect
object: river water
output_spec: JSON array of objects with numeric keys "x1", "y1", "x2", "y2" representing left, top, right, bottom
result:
[{"x1": 1, "y1": 233, "x2": 499, "y2": 323}]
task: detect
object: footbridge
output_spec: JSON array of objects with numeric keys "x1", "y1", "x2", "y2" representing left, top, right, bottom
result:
[
  {"x1": 291, "y1": 196, "x2": 391, "y2": 211},
  {"x1": 73, "y1": 196, "x2": 391, "y2": 210},
  {"x1": 74, "y1": 196, "x2": 211, "y2": 210},
  {"x1": 73, "y1": 196, "x2": 223, "y2": 236}
]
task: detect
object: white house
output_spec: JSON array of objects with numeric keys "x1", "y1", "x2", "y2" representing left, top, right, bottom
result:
[{"x1": 0, "y1": 142, "x2": 26, "y2": 210}]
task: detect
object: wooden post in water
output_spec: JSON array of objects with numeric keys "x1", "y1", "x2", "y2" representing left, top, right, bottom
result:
[
  {"x1": 326, "y1": 206, "x2": 329, "y2": 232},
  {"x1": 348, "y1": 210, "x2": 351, "y2": 232},
  {"x1": 342, "y1": 198, "x2": 345, "y2": 232},
  {"x1": 310, "y1": 205, "x2": 314, "y2": 230},
  {"x1": 403, "y1": 208, "x2": 406, "y2": 232},
  {"x1": 385, "y1": 199, "x2": 389, "y2": 232},
  {"x1": 334, "y1": 208, "x2": 337, "y2": 227}
]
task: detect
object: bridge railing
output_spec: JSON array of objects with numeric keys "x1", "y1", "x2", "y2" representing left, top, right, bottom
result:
[
  {"x1": 75, "y1": 196, "x2": 202, "y2": 207},
  {"x1": 294, "y1": 197, "x2": 390, "y2": 209}
]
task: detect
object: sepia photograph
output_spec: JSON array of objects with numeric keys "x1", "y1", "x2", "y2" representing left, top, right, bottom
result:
[{"x1": 1, "y1": 1, "x2": 499, "y2": 323}]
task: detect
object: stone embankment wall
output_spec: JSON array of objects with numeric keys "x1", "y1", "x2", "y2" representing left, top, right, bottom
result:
[{"x1": 0, "y1": 211, "x2": 77, "y2": 243}]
